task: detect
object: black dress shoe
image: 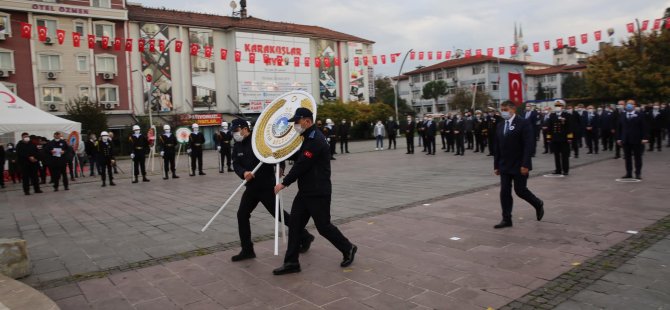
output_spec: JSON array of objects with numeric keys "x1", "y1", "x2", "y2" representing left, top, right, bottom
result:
[
  {"x1": 132, "y1": 179, "x2": 139, "y2": 184},
  {"x1": 24, "y1": 192, "x2": 30, "y2": 196},
  {"x1": 554, "y1": 170, "x2": 561, "y2": 175},
  {"x1": 300, "y1": 234, "x2": 315, "y2": 253},
  {"x1": 494, "y1": 221, "x2": 513, "y2": 229},
  {"x1": 562, "y1": 172, "x2": 569, "y2": 176},
  {"x1": 231, "y1": 250, "x2": 256, "y2": 262},
  {"x1": 228, "y1": 168, "x2": 234, "y2": 172},
  {"x1": 536, "y1": 200, "x2": 544, "y2": 221},
  {"x1": 172, "y1": 175, "x2": 180, "y2": 179},
  {"x1": 163, "y1": 176, "x2": 169, "y2": 180},
  {"x1": 199, "y1": 171, "x2": 206, "y2": 175},
  {"x1": 35, "y1": 189, "x2": 43, "y2": 193},
  {"x1": 190, "y1": 173, "x2": 195, "y2": 176},
  {"x1": 142, "y1": 177, "x2": 150, "y2": 182},
  {"x1": 635, "y1": 174, "x2": 642, "y2": 180},
  {"x1": 110, "y1": 182, "x2": 116, "y2": 186},
  {"x1": 64, "y1": 187, "x2": 69, "y2": 191},
  {"x1": 273, "y1": 263, "x2": 301, "y2": 275},
  {"x1": 341, "y1": 245, "x2": 357, "y2": 267},
  {"x1": 621, "y1": 174, "x2": 633, "y2": 179}
]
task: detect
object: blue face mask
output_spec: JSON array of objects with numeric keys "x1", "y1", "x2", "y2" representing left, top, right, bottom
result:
[
  {"x1": 501, "y1": 111, "x2": 511, "y2": 120},
  {"x1": 625, "y1": 104, "x2": 634, "y2": 112}
]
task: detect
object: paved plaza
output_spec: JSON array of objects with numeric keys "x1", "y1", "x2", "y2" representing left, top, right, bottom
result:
[{"x1": 1, "y1": 138, "x2": 669, "y2": 309}]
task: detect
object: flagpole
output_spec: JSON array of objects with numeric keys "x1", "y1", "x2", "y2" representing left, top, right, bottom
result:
[{"x1": 497, "y1": 57, "x2": 502, "y2": 109}]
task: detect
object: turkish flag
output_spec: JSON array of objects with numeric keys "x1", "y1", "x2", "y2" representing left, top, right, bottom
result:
[
  {"x1": 354, "y1": 57, "x2": 360, "y2": 66},
  {"x1": 72, "y1": 32, "x2": 81, "y2": 47},
  {"x1": 436, "y1": 51, "x2": 442, "y2": 60},
  {"x1": 315, "y1": 57, "x2": 321, "y2": 67},
  {"x1": 381, "y1": 55, "x2": 386, "y2": 64},
  {"x1": 37, "y1": 26, "x2": 47, "y2": 42},
  {"x1": 510, "y1": 45, "x2": 517, "y2": 55},
  {"x1": 626, "y1": 22, "x2": 635, "y2": 33},
  {"x1": 204, "y1": 46, "x2": 212, "y2": 58},
  {"x1": 88, "y1": 34, "x2": 96, "y2": 49},
  {"x1": 487, "y1": 48, "x2": 493, "y2": 57},
  {"x1": 418, "y1": 52, "x2": 424, "y2": 60},
  {"x1": 532, "y1": 42, "x2": 539, "y2": 52},
  {"x1": 544, "y1": 40, "x2": 551, "y2": 50},
  {"x1": 149, "y1": 39, "x2": 155, "y2": 52},
  {"x1": 248, "y1": 53, "x2": 255, "y2": 64},
  {"x1": 304, "y1": 57, "x2": 310, "y2": 67},
  {"x1": 220, "y1": 49, "x2": 228, "y2": 60},
  {"x1": 391, "y1": 54, "x2": 397, "y2": 63},
  {"x1": 464, "y1": 49, "x2": 471, "y2": 58},
  {"x1": 138, "y1": 38, "x2": 145, "y2": 52},
  {"x1": 568, "y1": 36, "x2": 576, "y2": 47},
  {"x1": 234, "y1": 50, "x2": 241, "y2": 62},
  {"x1": 175, "y1": 40, "x2": 183, "y2": 53},
  {"x1": 653, "y1": 19, "x2": 662, "y2": 30},
  {"x1": 372, "y1": 55, "x2": 378, "y2": 65},
  {"x1": 666, "y1": 18, "x2": 670, "y2": 29},
  {"x1": 20, "y1": 22, "x2": 32, "y2": 39},
  {"x1": 190, "y1": 43, "x2": 199, "y2": 56},
  {"x1": 594, "y1": 30, "x2": 602, "y2": 41},
  {"x1": 56, "y1": 29, "x2": 65, "y2": 44},
  {"x1": 102, "y1": 36, "x2": 110, "y2": 49},
  {"x1": 508, "y1": 72, "x2": 523, "y2": 106},
  {"x1": 427, "y1": 51, "x2": 432, "y2": 60},
  {"x1": 276, "y1": 56, "x2": 283, "y2": 66},
  {"x1": 324, "y1": 57, "x2": 331, "y2": 67},
  {"x1": 294, "y1": 56, "x2": 300, "y2": 67},
  {"x1": 363, "y1": 56, "x2": 368, "y2": 66},
  {"x1": 159, "y1": 40, "x2": 165, "y2": 52},
  {"x1": 641, "y1": 20, "x2": 649, "y2": 31},
  {"x1": 334, "y1": 57, "x2": 340, "y2": 66},
  {"x1": 498, "y1": 47, "x2": 505, "y2": 55},
  {"x1": 556, "y1": 38, "x2": 563, "y2": 48},
  {"x1": 410, "y1": 51, "x2": 415, "y2": 60},
  {"x1": 262, "y1": 54, "x2": 270, "y2": 64},
  {"x1": 445, "y1": 51, "x2": 451, "y2": 59},
  {"x1": 125, "y1": 39, "x2": 133, "y2": 52},
  {"x1": 475, "y1": 49, "x2": 482, "y2": 57},
  {"x1": 579, "y1": 33, "x2": 587, "y2": 44},
  {"x1": 113, "y1": 37, "x2": 121, "y2": 50}
]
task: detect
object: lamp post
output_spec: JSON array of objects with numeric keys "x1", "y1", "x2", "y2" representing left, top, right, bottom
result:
[{"x1": 393, "y1": 49, "x2": 413, "y2": 135}]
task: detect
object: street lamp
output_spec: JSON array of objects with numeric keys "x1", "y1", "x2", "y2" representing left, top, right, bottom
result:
[{"x1": 393, "y1": 49, "x2": 413, "y2": 135}]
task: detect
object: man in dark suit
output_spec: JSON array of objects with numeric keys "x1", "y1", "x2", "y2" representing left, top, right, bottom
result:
[
  {"x1": 523, "y1": 104, "x2": 539, "y2": 156},
  {"x1": 425, "y1": 117, "x2": 437, "y2": 155},
  {"x1": 417, "y1": 117, "x2": 426, "y2": 151},
  {"x1": 647, "y1": 103, "x2": 664, "y2": 152},
  {"x1": 404, "y1": 116, "x2": 415, "y2": 154},
  {"x1": 582, "y1": 105, "x2": 600, "y2": 154},
  {"x1": 599, "y1": 106, "x2": 615, "y2": 152},
  {"x1": 617, "y1": 100, "x2": 649, "y2": 179},
  {"x1": 337, "y1": 119, "x2": 350, "y2": 154},
  {"x1": 493, "y1": 101, "x2": 544, "y2": 229}
]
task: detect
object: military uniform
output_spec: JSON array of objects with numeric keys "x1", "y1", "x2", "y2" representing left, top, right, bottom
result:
[
  {"x1": 45, "y1": 137, "x2": 71, "y2": 191},
  {"x1": 473, "y1": 115, "x2": 486, "y2": 153},
  {"x1": 158, "y1": 131, "x2": 179, "y2": 179},
  {"x1": 128, "y1": 132, "x2": 150, "y2": 182},
  {"x1": 215, "y1": 129, "x2": 233, "y2": 172},
  {"x1": 96, "y1": 135, "x2": 116, "y2": 187},
  {"x1": 547, "y1": 111, "x2": 574, "y2": 175},
  {"x1": 439, "y1": 118, "x2": 447, "y2": 149},
  {"x1": 188, "y1": 129, "x2": 206, "y2": 175}
]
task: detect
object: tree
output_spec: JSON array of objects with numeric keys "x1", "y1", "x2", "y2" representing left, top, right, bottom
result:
[
  {"x1": 562, "y1": 74, "x2": 590, "y2": 99},
  {"x1": 535, "y1": 81, "x2": 546, "y2": 101},
  {"x1": 64, "y1": 97, "x2": 108, "y2": 137},
  {"x1": 374, "y1": 76, "x2": 414, "y2": 117},
  {"x1": 421, "y1": 80, "x2": 447, "y2": 113},
  {"x1": 448, "y1": 87, "x2": 492, "y2": 112}
]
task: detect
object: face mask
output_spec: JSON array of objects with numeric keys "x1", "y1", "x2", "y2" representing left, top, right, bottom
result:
[
  {"x1": 23, "y1": 137, "x2": 30, "y2": 142},
  {"x1": 567, "y1": 109, "x2": 573, "y2": 113},
  {"x1": 54, "y1": 137, "x2": 61, "y2": 141},
  {"x1": 134, "y1": 130, "x2": 140, "y2": 135},
  {"x1": 501, "y1": 111, "x2": 511, "y2": 120},
  {"x1": 294, "y1": 123, "x2": 305, "y2": 134},
  {"x1": 617, "y1": 105, "x2": 624, "y2": 110},
  {"x1": 193, "y1": 129, "x2": 199, "y2": 133},
  {"x1": 625, "y1": 104, "x2": 634, "y2": 112},
  {"x1": 233, "y1": 132, "x2": 244, "y2": 142},
  {"x1": 634, "y1": 107, "x2": 641, "y2": 112},
  {"x1": 7, "y1": 145, "x2": 12, "y2": 150},
  {"x1": 597, "y1": 109, "x2": 602, "y2": 113},
  {"x1": 653, "y1": 106, "x2": 659, "y2": 110},
  {"x1": 406, "y1": 118, "x2": 411, "y2": 122},
  {"x1": 555, "y1": 107, "x2": 563, "y2": 113},
  {"x1": 588, "y1": 109, "x2": 594, "y2": 113},
  {"x1": 102, "y1": 137, "x2": 109, "y2": 142},
  {"x1": 475, "y1": 115, "x2": 481, "y2": 119},
  {"x1": 342, "y1": 121, "x2": 346, "y2": 124},
  {"x1": 165, "y1": 129, "x2": 171, "y2": 134}
]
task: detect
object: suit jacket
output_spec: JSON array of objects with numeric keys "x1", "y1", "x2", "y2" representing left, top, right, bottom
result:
[
  {"x1": 617, "y1": 112, "x2": 649, "y2": 144},
  {"x1": 523, "y1": 110, "x2": 539, "y2": 127},
  {"x1": 582, "y1": 113, "x2": 600, "y2": 131},
  {"x1": 425, "y1": 120, "x2": 437, "y2": 137},
  {"x1": 494, "y1": 115, "x2": 533, "y2": 175},
  {"x1": 599, "y1": 111, "x2": 615, "y2": 131},
  {"x1": 403, "y1": 121, "x2": 415, "y2": 136}
]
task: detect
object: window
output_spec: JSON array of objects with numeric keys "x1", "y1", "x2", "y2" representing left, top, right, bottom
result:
[
  {"x1": 548, "y1": 75, "x2": 556, "y2": 83},
  {"x1": 435, "y1": 71, "x2": 444, "y2": 80},
  {"x1": 446, "y1": 86, "x2": 456, "y2": 94},
  {"x1": 412, "y1": 92, "x2": 421, "y2": 100},
  {"x1": 491, "y1": 82, "x2": 499, "y2": 91},
  {"x1": 95, "y1": 55, "x2": 116, "y2": 73},
  {"x1": 411, "y1": 75, "x2": 420, "y2": 83},
  {"x1": 2, "y1": 83, "x2": 16, "y2": 94},
  {"x1": 98, "y1": 86, "x2": 118, "y2": 103},
  {"x1": 0, "y1": 51, "x2": 14, "y2": 70},
  {"x1": 73, "y1": 20, "x2": 87, "y2": 36},
  {"x1": 39, "y1": 54, "x2": 61, "y2": 71},
  {"x1": 42, "y1": 86, "x2": 63, "y2": 103},
  {"x1": 76, "y1": 55, "x2": 89, "y2": 72},
  {"x1": 78, "y1": 86, "x2": 90, "y2": 101},
  {"x1": 426, "y1": 106, "x2": 432, "y2": 113},
  {"x1": 472, "y1": 65, "x2": 485, "y2": 75},
  {"x1": 422, "y1": 72, "x2": 432, "y2": 82},
  {"x1": 476, "y1": 82, "x2": 486, "y2": 92},
  {"x1": 446, "y1": 69, "x2": 456, "y2": 79},
  {"x1": 94, "y1": 22, "x2": 114, "y2": 38},
  {"x1": 92, "y1": 0, "x2": 111, "y2": 8},
  {"x1": 491, "y1": 64, "x2": 499, "y2": 74},
  {"x1": 0, "y1": 14, "x2": 11, "y2": 36},
  {"x1": 36, "y1": 19, "x2": 57, "y2": 38}
]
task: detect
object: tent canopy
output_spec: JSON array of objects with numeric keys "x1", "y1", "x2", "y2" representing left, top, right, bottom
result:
[{"x1": 0, "y1": 83, "x2": 81, "y2": 142}]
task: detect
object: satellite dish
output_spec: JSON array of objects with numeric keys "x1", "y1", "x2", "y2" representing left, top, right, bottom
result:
[{"x1": 230, "y1": 1, "x2": 237, "y2": 9}]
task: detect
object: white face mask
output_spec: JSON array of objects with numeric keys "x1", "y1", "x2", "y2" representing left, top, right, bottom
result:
[
  {"x1": 653, "y1": 106, "x2": 659, "y2": 110},
  {"x1": 294, "y1": 123, "x2": 305, "y2": 134},
  {"x1": 588, "y1": 109, "x2": 594, "y2": 113},
  {"x1": 102, "y1": 137, "x2": 109, "y2": 142},
  {"x1": 233, "y1": 131, "x2": 244, "y2": 142},
  {"x1": 134, "y1": 130, "x2": 140, "y2": 135},
  {"x1": 164, "y1": 129, "x2": 171, "y2": 134},
  {"x1": 555, "y1": 107, "x2": 563, "y2": 113},
  {"x1": 23, "y1": 137, "x2": 30, "y2": 142}
]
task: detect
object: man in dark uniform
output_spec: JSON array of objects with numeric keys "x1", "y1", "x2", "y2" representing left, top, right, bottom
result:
[
  {"x1": 599, "y1": 106, "x2": 615, "y2": 152},
  {"x1": 188, "y1": 123, "x2": 206, "y2": 176},
  {"x1": 583, "y1": 105, "x2": 600, "y2": 154},
  {"x1": 37, "y1": 136, "x2": 48, "y2": 184},
  {"x1": 158, "y1": 125, "x2": 179, "y2": 180},
  {"x1": 16, "y1": 132, "x2": 42, "y2": 195},
  {"x1": 325, "y1": 119, "x2": 338, "y2": 158},
  {"x1": 85, "y1": 133, "x2": 99, "y2": 176},
  {"x1": 215, "y1": 121, "x2": 233, "y2": 172},
  {"x1": 97, "y1": 131, "x2": 116, "y2": 187},
  {"x1": 337, "y1": 119, "x2": 350, "y2": 154},
  {"x1": 464, "y1": 111, "x2": 474, "y2": 150},
  {"x1": 493, "y1": 101, "x2": 544, "y2": 229},
  {"x1": 425, "y1": 116, "x2": 437, "y2": 155},
  {"x1": 453, "y1": 113, "x2": 465, "y2": 156},
  {"x1": 404, "y1": 115, "x2": 415, "y2": 154},
  {"x1": 618, "y1": 100, "x2": 649, "y2": 179},
  {"x1": 273, "y1": 108, "x2": 357, "y2": 275},
  {"x1": 474, "y1": 110, "x2": 486, "y2": 153},
  {"x1": 439, "y1": 116, "x2": 448, "y2": 150},
  {"x1": 647, "y1": 103, "x2": 664, "y2": 152},
  {"x1": 445, "y1": 114, "x2": 455, "y2": 153},
  {"x1": 567, "y1": 104, "x2": 582, "y2": 158},
  {"x1": 613, "y1": 101, "x2": 625, "y2": 158},
  {"x1": 541, "y1": 107, "x2": 552, "y2": 154},
  {"x1": 229, "y1": 119, "x2": 314, "y2": 262},
  {"x1": 45, "y1": 131, "x2": 71, "y2": 191},
  {"x1": 485, "y1": 108, "x2": 500, "y2": 156},
  {"x1": 319, "y1": 120, "x2": 336, "y2": 160},
  {"x1": 547, "y1": 100, "x2": 574, "y2": 175},
  {"x1": 417, "y1": 117, "x2": 426, "y2": 151},
  {"x1": 386, "y1": 116, "x2": 399, "y2": 150},
  {"x1": 129, "y1": 125, "x2": 150, "y2": 183}
]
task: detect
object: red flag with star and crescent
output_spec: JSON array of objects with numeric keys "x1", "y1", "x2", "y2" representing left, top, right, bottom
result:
[
  {"x1": 533, "y1": 42, "x2": 539, "y2": 53},
  {"x1": 381, "y1": 55, "x2": 386, "y2": 64},
  {"x1": 175, "y1": 40, "x2": 183, "y2": 53},
  {"x1": 87, "y1": 34, "x2": 96, "y2": 49},
  {"x1": 568, "y1": 36, "x2": 576, "y2": 47},
  {"x1": 125, "y1": 39, "x2": 133, "y2": 52},
  {"x1": 159, "y1": 40, "x2": 165, "y2": 52},
  {"x1": 220, "y1": 48, "x2": 228, "y2": 60},
  {"x1": 72, "y1": 32, "x2": 81, "y2": 47},
  {"x1": 56, "y1": 30, "x2": 65, "y2": 45},
  {"x1": 190, "y1": 44, "x2": 199, "y2": 56},
  {"x1": 37, "y1": 26, "x2": 47, "y2": 42},
  {"x1": 334, "y1": 57, "x2": 340, "y2": 66},
  {"x1": 138, "y1": 38, "x2": 145, "y2": 52},
  {"x1": 594, "y1": 30, "x2": 602, "y2": 41},
  {"x1": 101, "y1": 36, "x2": 110, "y2": 49},
  {"x1": 544, "y1": 40, "x2": 551, "y2": 50},
  {"x1": 498, "y1": 47, "x2": 505, "y2": 55},
  {"x1": 487, "y1": 48, "x2": 493, "y2": 57},
  {"x1": 234, "y1": 50, "x2": 241, "y2": 62},
  {"x1": 20, "y1": 22, "x2": 32, "y2": 39},
  {"x1": 304, "y1": 56, "x2": 310, "y2": 67},
  {"x1": 294, "y1": 56, "x2": 300, "y2": 67},
  {"x1": 324, "y1": 57, "x2": 331, "y2": 67},
  {"x1": 580, "y1": 33, "x2": 588, "y2": 44},
  {"x1": 204, "y1": 46, "x2": 212, "y2": 58},
  {"x1": 148, "y1": 39, "x2": 155, "y2": 52},
  {"x1": 508, "y1": 72, "x2": 523, "y2": 106},
  {"x1": 113, "y1": 37, "x2": 121, "y2": 50}
]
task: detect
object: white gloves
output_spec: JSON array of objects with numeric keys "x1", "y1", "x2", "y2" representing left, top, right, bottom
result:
[
  {"x1": 187, "y1": 149, "x2": 192, "y2": 154},
  {"x1": 160, "y1": 151, "x2": 164, "y2": 157},
  {"x1": 130, "y1": 153, "x2": 135, "y2": 159},
  {"x1": 217, "y1": 146, "x2": 221, "y2": 151},
  {"x1": 327, "y1": 138, "x2": 331, "y2": 142}
]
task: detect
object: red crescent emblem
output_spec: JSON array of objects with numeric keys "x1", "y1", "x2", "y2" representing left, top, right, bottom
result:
[
  {"x1": 303, "y1": 151, "x2": 313, "y2": 159},
  {"x1": 23, "y1": 25, "x2": 30, "y2": 32},
  {"x1": 0, "y1": 91, "x2": 17, "y2": 104}
]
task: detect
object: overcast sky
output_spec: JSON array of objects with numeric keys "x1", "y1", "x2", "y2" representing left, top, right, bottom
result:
[{"x1": 132, "y1": 0, "x2": 669, "y2": 75}]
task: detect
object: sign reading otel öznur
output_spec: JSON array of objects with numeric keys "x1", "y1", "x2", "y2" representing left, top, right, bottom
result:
[
  {"x1": 3, "y1": 0, "x2": 128, "y2": 20},
  {"x1": 252, "y1": 90, "x2": 317, "y2": 164}
]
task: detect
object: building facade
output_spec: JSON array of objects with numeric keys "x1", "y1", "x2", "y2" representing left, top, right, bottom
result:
[{"x1": 526, "y1": 64, "x2": 587, "y2": 101}]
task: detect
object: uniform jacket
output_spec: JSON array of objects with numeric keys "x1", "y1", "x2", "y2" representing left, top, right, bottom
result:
[
  {"x1": 425, "y1": 120, "x2": 437, "y2": 137},
  {"x1": 95, "y1": 140, "x2": 115, "y2": 163},
  {"x1": 45, "y1": 139, "x2": 71, "y2": 165},
  {"x1": 337, "y1": 123, "x2": 350, "y2": 138},
  {"x1": 494, "y1": 115, "x2": 534, "y2": 174},
  {"x1": 158, "y1": 133, "x2": 178, "y2": 155},
  {"x1": 188, "y1": 132, "x2": 206, "y2": 151},
  {"x1": 547, "y1": 112, "x2": 574, "y2": 142},
  {"x1": 214, "y1": 131, "x2": 233, "y2": 149},
  {"x1": 582, "y1": 112, "x2": 600, "y2": 132},
  {"x1": 282, "y1": 125, "x2": 331, "y2": 197},
  {"x1": 16, "y1": 140, "x2": 39, "y2": 166},
  {"x1": 233, "y1": 134, "x2": 282, "y2": 190},
  {"x1": 617, "y1": 112, "x2": 649, "y2": 144},
  {"x1": 404, "y1": 121, "x2": 416, "y2": 136},
  {"x1": 599, "y1": 111, "x2": 615, "y2": 131},
  {"x1": 128, "y1": 134, "x2": 150, "y2": 156}
]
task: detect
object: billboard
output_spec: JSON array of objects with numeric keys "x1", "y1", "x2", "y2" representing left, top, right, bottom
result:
[
  {"x1": 315, "y1": 39, "x2": 337, "y2": 101},
  {"x1": 235, "y1": 32, "x2": 312, "y2": 113},
  {"x1": 348, "y1": 42, "x2": 367, "y2": 102},
  {"x1": 140, "y1": 23, "x2": 173, "y2": 112},
  {"x1": 190, "y1": 28, "x2": 216, "y2": 110}
]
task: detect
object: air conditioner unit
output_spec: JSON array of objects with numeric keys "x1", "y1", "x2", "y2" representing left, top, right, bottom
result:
[
  {"x1": 102, "y1": 73, "x2": 114, "y2": 80},
  {"x1": 0, "y1": 33, "x2": 6, "y2": 41},
  {"x1": 103, "y1": 102, "x2": 115, "y2": 110},
  {"x1": 48, "y1": 103, "x2": 58, "y2": 111},
  {"x1": 0, "y1": 70, "x2": 7, "y2": 78},
  {"x1": 46, "y1": 72, "x2": 58, "y2": 80},
  {"x1": 408, "y1": 82, "x2": 414, "y2": 86},
  {"x1": 44, "y1": 37, "x2": 54, "y2": 45}
]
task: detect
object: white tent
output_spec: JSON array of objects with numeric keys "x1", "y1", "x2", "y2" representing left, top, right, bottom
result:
[{"x1": 0, "y1": 83, "x2": 81, "y2": 142}]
